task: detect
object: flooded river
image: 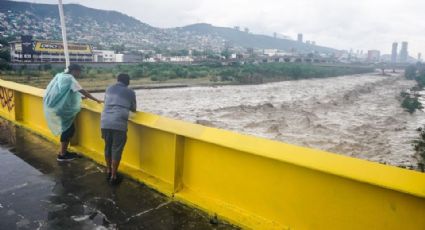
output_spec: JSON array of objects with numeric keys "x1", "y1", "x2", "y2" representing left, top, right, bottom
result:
[{"x1": 100, "y1": 73, "x2": 425, "y2": 169}]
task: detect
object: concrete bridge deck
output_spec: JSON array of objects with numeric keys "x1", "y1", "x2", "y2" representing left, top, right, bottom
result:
[{"x1": 0, "y1": 122, "x2": 237, "y2": 230}]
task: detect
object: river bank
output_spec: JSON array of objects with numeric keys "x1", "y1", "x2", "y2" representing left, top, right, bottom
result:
[{"x1": 0, "y1": 62, "x2": 374, "y2": 91}]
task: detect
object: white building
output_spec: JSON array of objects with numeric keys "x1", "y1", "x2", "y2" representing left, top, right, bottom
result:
[
  {"x1": 165, "y1": 56, "x2": 194, "y2": 63},
  {"x1": 263, "y1": 49, "x2": 289, "y2": 57},
  {"x1": 93, "y1": 50, "x2": 117, "y2": 62},
  {"x1": 263, "y1": 49, "x2": 278, "y2": 56},
  {"x1": 115, "y1": 53, "x2": 124, "y2": 62}
]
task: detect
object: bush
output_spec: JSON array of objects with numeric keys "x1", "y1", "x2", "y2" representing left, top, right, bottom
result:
[
  {"x1": 413, "y1": 126, "x2": 425, "y2": 171},
  {"x1": 150, "y1": 76, "x2": 168, "y2": 81},
  {"x1": 0, "y1": 60, "x2": 11, "y2": 70},
  {"x1": 416, "y1": 74, "x2": 425, "y2": 89},
  {"x1": 401, "y1": 94, "x2": 423, "y2": 114},
  {"x1": 50, "y1": 67, "x2": 64, "y2": 76},
  {"x1": 129, "y1": 66, "x2": 145, "y2": 79},
  {"x1": 86, "y1": 68, "x2": 98, "y2": 78},
  {"x1": 150, "y1": 76, "x2": 159, "y2": 81},
  {"x1": 0, "y1": 49, "x2": 10, "y2": 62},
  {"x1": 174, "y1": 67, "x2": 188, "y2": 78},
  {"x1": 210, "y1": 76, "x2": 219, "y2": 82},
  {"x1": 405, "y1": 65, "x2": 417, "y2": 80}
]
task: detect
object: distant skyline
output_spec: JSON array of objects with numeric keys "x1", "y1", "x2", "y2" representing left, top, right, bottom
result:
[{"x1": 12, "y1": 0, "x2": 425, "y2": 56}]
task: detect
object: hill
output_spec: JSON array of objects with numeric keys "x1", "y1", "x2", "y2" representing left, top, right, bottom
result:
[
  {"x1": 0, "y1": 1, "x2": 337, "y2": 53},
  {"x1": 180, "y1": 23, "x2": 335, "y2": 53},
  {"x1": 0, "y1": 1, "x2": 147, "y2": 27}
]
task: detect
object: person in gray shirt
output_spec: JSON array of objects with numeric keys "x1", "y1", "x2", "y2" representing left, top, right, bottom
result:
[{"x1": 101, "y1": 73, "x2": 136, "y2": 185}]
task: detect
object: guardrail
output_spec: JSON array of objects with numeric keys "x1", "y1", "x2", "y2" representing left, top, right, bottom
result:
[{"x1": 1, "y1": 79, "x2": 424, "y2": 229}]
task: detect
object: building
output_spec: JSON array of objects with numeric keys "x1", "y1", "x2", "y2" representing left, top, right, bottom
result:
[
  {"x1": 122, "y1": 53, "x2": 143, "y2": 62},
  {"x1": 418, "y1": 53, "x2": 422, "y2": 62},
  {"x1": 96, "y1": 52, "x2": 143, "y2": 63},
  {"x1": 244, "y1": 28, "x2": 249, "y2": 33},
  {"x1": 92, "y1": 50, "x2": 116, "y2": 62},
  {"x1": 367, "y1": 50, "x2": 381, "y2": 63},
  {"x1": 297, "y1": 33, "x2": 303, "y2": 42},
  {"x1": 10, "y1": 37, "x2": 93, "y2": 62},
  {"x1": 115, "y1": 53, "x2": 124, "y2": 62},
  {"x1": 391, "y1": 42, "x2": 398, "y2": 63},
  {"x1": 399, "y1": 41, "x2": 408, "y2": 63},
  {"x1": 162, "y1": 56, "x2": 194, "y2": 63},
  {"x1": 263, "y1": 49, "x2": 278, "y2": 56}
]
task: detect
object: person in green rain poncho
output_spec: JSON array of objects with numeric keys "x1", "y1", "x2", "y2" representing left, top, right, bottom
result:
[{"x1": 43, "y1": 64, "x2": 102, "y2": 161}]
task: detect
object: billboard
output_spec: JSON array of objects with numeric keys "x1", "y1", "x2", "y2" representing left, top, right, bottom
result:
[{"x1": 34, "y1": 41, "x2": 92, "y2": 54}]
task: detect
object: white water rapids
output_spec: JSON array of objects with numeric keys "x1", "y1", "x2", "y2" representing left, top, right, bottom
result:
[{"x1": 98, "y1": 73, "x2": 425, "y2": 169}]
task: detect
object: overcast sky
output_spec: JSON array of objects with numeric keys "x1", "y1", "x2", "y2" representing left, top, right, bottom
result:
[{"x1": 15, "y1": 0, "x2": 425, "y2": 56}]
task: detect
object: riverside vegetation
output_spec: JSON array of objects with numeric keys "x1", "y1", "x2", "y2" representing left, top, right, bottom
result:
[
  {"x1": 403, "y1": 63, "x2": 425, "y2": 170},
  {"x1": 413, "y1": 126, "x2": 425, "y2": 171},
  {"x1": 0, "y1": 62, "x2": 374, "y2": 90},
  {"x1": 400, "y1": 64, "x2": 425, "y2": 114}
]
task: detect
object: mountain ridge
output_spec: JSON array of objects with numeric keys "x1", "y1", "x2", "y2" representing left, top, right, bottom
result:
[
  {"x1": 180, "y1": 23, "x2": 335, "y2": 52},
  {"x1": 0, "y1": 0, "x2": 337, "y2": 53}
]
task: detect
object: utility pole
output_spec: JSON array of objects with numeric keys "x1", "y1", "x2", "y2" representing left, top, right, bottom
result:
[{"x1": 58, "y1": 0, "x2": 70, "y2": 70}]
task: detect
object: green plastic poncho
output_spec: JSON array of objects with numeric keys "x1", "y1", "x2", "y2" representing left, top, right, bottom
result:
[{"x1": 43, "y1": 72, "x2": 82, "y2": 136}]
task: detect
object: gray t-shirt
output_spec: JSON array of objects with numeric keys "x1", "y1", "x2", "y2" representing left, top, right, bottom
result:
[{"x1": 101, "y1": 82, "x2": 136, "y2": 131}]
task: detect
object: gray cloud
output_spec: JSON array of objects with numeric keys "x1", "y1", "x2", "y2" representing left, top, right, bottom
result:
[{"x1": 13, "y1": 0, "x2": 425, "y2": 55}]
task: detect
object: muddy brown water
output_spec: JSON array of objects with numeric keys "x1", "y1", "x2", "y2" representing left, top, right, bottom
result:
[{"x1": 97, "y1": 73, "x2": 425, "y2": 170}]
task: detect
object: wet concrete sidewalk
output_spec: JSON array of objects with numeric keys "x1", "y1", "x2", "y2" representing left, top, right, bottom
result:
[{"x1": 0, "y1": 123, "x2": 238, "y2": 230}]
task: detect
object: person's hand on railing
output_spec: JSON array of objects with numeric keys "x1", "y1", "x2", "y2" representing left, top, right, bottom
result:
[{"x1": 79, "y1": 89, "x2": 103, "y2": 104}]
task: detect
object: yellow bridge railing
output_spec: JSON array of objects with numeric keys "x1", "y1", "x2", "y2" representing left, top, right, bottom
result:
[{"x1": 1, "y1": 79, "x2": 425, "y2": 229}]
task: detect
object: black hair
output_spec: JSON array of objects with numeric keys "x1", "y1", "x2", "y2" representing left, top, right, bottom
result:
[
  {"x1": 117, "y1": 73, "x2": 130, "y2": 86},
  {"x1": 67, "y1": 64, "x2": 82, "y2": 72}
]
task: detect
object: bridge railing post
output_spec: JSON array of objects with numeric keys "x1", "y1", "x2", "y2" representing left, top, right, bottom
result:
[{"x1": 173, "y1": 135, "x2": 185, "y2": 193}]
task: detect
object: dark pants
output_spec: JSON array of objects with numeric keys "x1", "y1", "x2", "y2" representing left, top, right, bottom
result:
[
  {"x1": 101, "y1": 129, "x2": 127, "y2": 161},
  {"x1": 60, "y1": 123, "x2": 75, "y2": 142}
]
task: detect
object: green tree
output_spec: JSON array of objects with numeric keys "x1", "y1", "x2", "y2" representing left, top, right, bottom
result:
[
  {"x1": 192, "y1": 50, "x2": 203, "y2": 56},
  {"x1": 0, "y1": 49, "x2": 10, "y2": 62},
  {"x1": 221, "y1": 50, "x2": 231, "y2": 59},
  {"x1": 170, "y1": 49, "x2": 189, "y2": 56},
  {"x1": 175, "y1": 67, "x2": 188, "y2": 78},
  {"x1": 112, "y1": 44, "x2": 125, "y2": 53},
  {"x1": 130, "y1": 66, "x2": 145, "y2": 78},
  {"x1": 0, "y1": 60, "x2": 11, "y2": 70},
  {"x1": 405, "y1": 65, "x2": 417, "y2": 80}
]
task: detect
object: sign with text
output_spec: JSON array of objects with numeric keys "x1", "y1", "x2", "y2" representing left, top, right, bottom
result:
[{"x1": 34, "y1": 41, "x2": 92, "y2": 54}]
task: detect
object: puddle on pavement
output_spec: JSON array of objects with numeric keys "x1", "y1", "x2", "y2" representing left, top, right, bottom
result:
[{"x1": 0, "y1": 120, "x2": 238, "y2": 230}]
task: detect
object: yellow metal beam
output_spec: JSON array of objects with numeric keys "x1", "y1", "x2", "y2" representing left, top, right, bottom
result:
[{"x1": 1, "y1": 79, "x2": 425, "y2": 229}]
